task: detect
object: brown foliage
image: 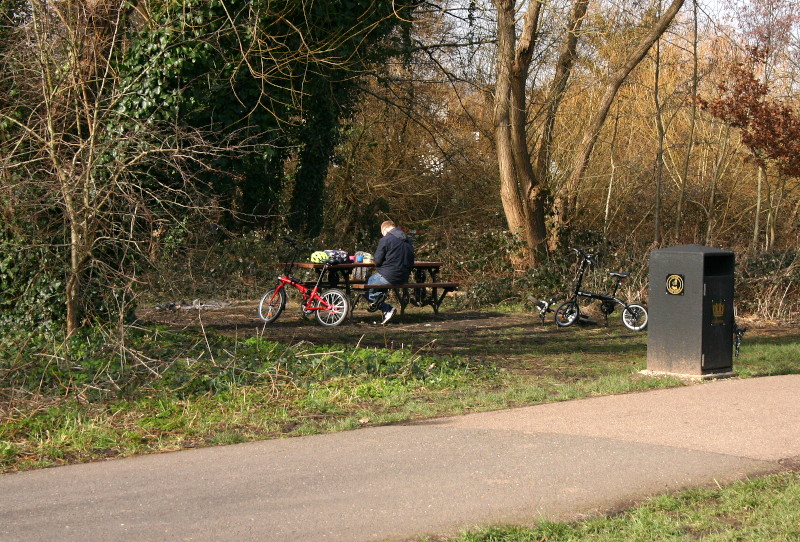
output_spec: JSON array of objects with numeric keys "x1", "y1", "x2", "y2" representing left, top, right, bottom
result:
[{"x1": 699, "y1": 52, "x2": 800, "y2": 177}]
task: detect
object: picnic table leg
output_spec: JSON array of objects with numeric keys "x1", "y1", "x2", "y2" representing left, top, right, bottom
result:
[
  {"x1": 431, "y1": 287, "x2": 454, "y2": 315},
  {"x1": 344, "y1": 269, "x2": 355, "y2": 297},
  {"x1": 348, "y1": 290, "x2": 362, "y2": 318},
  {"x1": 431, "y1": 287, "x2": 439, "y2": 314},
  {"x1": 394, "y1": 288, "x2": 410, "y2": 315},
  {"x1": 410, "y1": 269, "x2": 422, "y2": 306}
]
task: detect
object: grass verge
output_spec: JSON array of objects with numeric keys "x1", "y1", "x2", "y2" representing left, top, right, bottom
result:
[
  {"x1": 430, "y1": 470, "x2": 800, "y2": 542},
  {"x1": 1, "y1": 311, "x2": 798, "y2": 540},
  {"x1": 1, "y1": 312, "x2": 798, "y2": 476}
]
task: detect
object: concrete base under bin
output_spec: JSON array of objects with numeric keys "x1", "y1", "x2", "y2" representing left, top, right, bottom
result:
[{"x1": 639, "y1": 369, "x2": 738, "y2": 382}]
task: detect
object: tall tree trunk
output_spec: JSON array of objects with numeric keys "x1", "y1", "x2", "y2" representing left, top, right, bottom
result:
[
  {"x1": 704, "y1": 124, "x2": 730, "y2": 246},
  {"x1": 493, "y1": 0, "x2": 528, "y2": 254},
  {"x1": 604, "y1": 110, "x2": 621, "y2": 235},
  {"x1": 538, "y1": 0, "x2": 588, "y2": 252},
  {"x1": 653, "y1": 27, "x2": 665, "y2": 246},
  {"x1": 492, "y1": 0, "x2": 546, "y2": 267},
  {"x1": 751, "y1": 164, "x2": 764, "y2": 252},
  {"x1": 674, "y1": 0, "x2": 698, "y2": 240},
  {"x1": 510, "y1": 1, "x2": 547, "y2": 265}
]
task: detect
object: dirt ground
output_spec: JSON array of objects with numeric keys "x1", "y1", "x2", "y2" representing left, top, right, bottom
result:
[
  {"x1": 137, "y1": 300, "x2": 539, "y2": 353},
  {"x1": 136, "y1": 300, "x2": 795, "y2": 368}
]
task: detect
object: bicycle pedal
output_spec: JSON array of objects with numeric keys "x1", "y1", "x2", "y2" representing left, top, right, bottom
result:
[{"x1": 366, "y1": 293, "x2": 385, "y2": 312}]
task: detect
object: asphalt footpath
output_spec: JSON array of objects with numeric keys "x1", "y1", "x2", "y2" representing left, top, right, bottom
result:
[{"x1": 2, "y1": 374, "x2": 799, "y2": 542}]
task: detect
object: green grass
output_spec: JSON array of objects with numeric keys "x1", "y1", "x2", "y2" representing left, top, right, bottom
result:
[
  {"x1": 734, "y1": 338, "x2": 800, "y2": 377},
  {"x1": 430, "y1": 471, "x2": 800, "y2": 542},
  {"x1": 2, "y1": 313, "x2": 798, "y2": 472},
  {"x1": 2, "y1": 310, "x2": 799, "y2": 542}
]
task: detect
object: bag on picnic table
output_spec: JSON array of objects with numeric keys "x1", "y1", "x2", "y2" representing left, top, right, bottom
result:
[
  {"x1": 351, "y1": 251, "x2": 372, "y2": 281},
  {"x1": 323, "y1": 249, "x2": 349, "y2": 264}
]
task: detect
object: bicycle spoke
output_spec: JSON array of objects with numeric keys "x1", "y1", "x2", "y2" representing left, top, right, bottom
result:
[{"x1": 315, "y1": 289, "x2": 349, "y2": 326}]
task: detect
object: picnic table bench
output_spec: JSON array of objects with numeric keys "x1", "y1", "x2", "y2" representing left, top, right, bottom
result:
[{"x1": 286, "y1": 261, "x2": 459, "y2": 314}]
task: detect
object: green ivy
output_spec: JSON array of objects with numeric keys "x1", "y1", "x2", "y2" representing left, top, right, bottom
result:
[
  {"x1": 0, "y1": 230, "x2": 65, "y2": 330},
  {"x1": 114, "y1": 0, "x2": 421, "y2": 234}
]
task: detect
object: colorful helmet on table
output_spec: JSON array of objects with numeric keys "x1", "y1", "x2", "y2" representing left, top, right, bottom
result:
[{"x1": 310, "y1": 251, "x2": 329, "y2": 263}]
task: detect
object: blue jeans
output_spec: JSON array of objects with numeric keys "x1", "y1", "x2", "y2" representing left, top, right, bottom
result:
[{"x1": 367, "y1": 272, "x2": 393, "y2": 312}]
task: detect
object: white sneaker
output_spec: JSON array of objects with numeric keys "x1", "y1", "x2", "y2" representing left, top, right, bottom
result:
[{"x1": 381, "y1": 307, "x2": 396, "y2": 325}]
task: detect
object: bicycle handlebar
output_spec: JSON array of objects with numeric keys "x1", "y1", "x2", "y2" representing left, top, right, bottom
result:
[
  {"x1": 570, "y1": 247, "x2": 598, "y2": 266},
  {"x1": 283, "y1": 236, "x2": 312, "y2": 254}
]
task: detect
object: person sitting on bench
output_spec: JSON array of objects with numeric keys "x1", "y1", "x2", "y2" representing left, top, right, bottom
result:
[{"x1": 367, "y1": 220, "x2": 414, "y2": 324}]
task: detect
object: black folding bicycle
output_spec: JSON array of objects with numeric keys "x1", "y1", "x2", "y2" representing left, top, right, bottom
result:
[{"x1": 554, "y1": 248, "x2": 649, "y2": 331}]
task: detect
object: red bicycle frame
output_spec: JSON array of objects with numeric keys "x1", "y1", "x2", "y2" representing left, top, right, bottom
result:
[
  {"x1": 259, "y1": 238, "x2": 350, "y2": 326},
  {"x1": 275, "y1": 273, "x2": 335, "y2": 314}
]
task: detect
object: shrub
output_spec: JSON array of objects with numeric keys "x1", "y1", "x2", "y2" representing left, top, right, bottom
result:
[{"x1": 737, "y1": 250, "x2": 800, "y2": 320}]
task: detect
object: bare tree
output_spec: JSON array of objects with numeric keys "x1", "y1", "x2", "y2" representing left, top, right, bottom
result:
[
  {"x1": 552, "y1": 0, "x2": 686, "y2": 249},
  {"x1": 490, "y1": 0, "x2": 686, "y2": 267},
  {"x1": 673, "y1": 0, "x2": 699, "y2": 241},
  {"x1": 1, "y1": 1, "x2": 251, "y2": 334}
]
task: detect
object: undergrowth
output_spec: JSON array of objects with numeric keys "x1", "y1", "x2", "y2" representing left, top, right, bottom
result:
[
  {"x1": 0, "y1": 324, "x2": 498, "y2": 471},
  {"x1": 0, "y1": 324, "x2": 491, "y2": 401}
]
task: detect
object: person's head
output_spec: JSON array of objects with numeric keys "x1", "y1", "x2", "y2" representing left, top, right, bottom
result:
[{"x1": 380, "y1": 220, "x2": 395, "y2": 236}]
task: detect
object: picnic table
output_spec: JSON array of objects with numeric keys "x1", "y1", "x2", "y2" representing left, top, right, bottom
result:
[{"x1": 285, "y1": 261, "x2": 459, "y2": 314}]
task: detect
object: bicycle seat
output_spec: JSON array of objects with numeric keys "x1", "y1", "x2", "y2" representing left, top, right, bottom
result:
[{"x1": 609, "y1": 272, "x2": 630, "y2": 279}]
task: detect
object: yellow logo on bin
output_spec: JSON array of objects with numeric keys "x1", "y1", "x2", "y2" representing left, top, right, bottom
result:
[
  {"x1": 666, "y1": 274, "x2": 684, "y2": 295},
  {"x1": 712, "y1": 301, "x2": 725, "y2": 319}
]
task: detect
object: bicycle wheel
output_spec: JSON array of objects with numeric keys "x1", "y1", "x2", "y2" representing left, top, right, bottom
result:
[
  {"x1": 622, "y1": 303, "x2": 648, "y2": 331},
  {"x1": 314, "y1": 288, "x2": 350, "y2": 327},
  {"x1": 258, "y1": 286, "x2": 286, "y2": 323},
  {"x1": 555, "y1": 301, "x2": 580, "y2": 327}
]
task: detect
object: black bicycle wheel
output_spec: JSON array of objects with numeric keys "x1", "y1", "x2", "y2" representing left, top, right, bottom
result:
[
  {"x1": 314, "y1": 288, "x2": 350, "y2": 327},
  {"x1": 622, "y1": 303, "x2": 648, "y2": 331},
  {"x1": 555, "y1": 301, "x2": 580, "y2": 327},
  {"x1": 258, "y1": 286, "x2": 286, "y2": 323}
]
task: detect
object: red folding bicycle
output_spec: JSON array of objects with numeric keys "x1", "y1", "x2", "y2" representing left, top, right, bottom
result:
[{"x1": 258, "y1": 238, "x2": 350, "y2": 327}]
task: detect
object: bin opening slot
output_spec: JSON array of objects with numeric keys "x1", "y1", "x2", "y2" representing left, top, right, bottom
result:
[{"x1": 704, "y1": 255, "x2": 734, "y2": 276}]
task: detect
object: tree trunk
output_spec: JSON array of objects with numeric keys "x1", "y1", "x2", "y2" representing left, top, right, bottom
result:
[
  {"x1": 604, "y1": 110, "x2": 621, "y2": 236},
  {"x1": 751, "y1": 164, "x2": 764, "y2": 252},
  {"x1": 768, "y1": 171, "x2": 786, "y2": 249},
  {"x1": 510, "y1": 1, "x2": 547, "y2": 265},
  {"x1": 674, "y1": 0, "x2": 698, "y2": 240},
  {"x1": 703, "y1": 124, "x2": 731, "y2": 246},
  {"x1": 493, "y1": 0, "x2": 547, "y2": 267},
  {"x1": 653, "y1": 29, "x2": 665, "y2": 246},
  {"x1": 493, "y1": 0, "x2": 528, "y2": 255}
]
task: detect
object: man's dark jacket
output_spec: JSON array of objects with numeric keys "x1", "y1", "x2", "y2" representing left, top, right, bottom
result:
[{"x1": 374, "y1": 228, "x2": 414, "y2": 284}]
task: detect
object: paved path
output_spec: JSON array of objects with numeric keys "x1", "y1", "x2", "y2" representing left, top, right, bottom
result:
[{"x1": 2, "y1": 375, "x2": 799, "y2": 541}]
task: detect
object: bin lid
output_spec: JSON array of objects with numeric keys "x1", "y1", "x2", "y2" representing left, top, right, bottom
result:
[{"x1": 651, "y1": 244, "x2": 734, "y2": 256}]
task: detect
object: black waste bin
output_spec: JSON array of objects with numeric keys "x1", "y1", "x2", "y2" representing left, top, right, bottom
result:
[{"x1": 647, "y1": 245, "x2": 735, "y2": 376}]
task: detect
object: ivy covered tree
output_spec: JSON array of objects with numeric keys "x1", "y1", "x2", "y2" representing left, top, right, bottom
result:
[
  {"x1": 118, "y1": 0, "x2": 419, "y2": 235},
  {"x1": 0, "y1": 0, "x2": 419, "y2": 334}
]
